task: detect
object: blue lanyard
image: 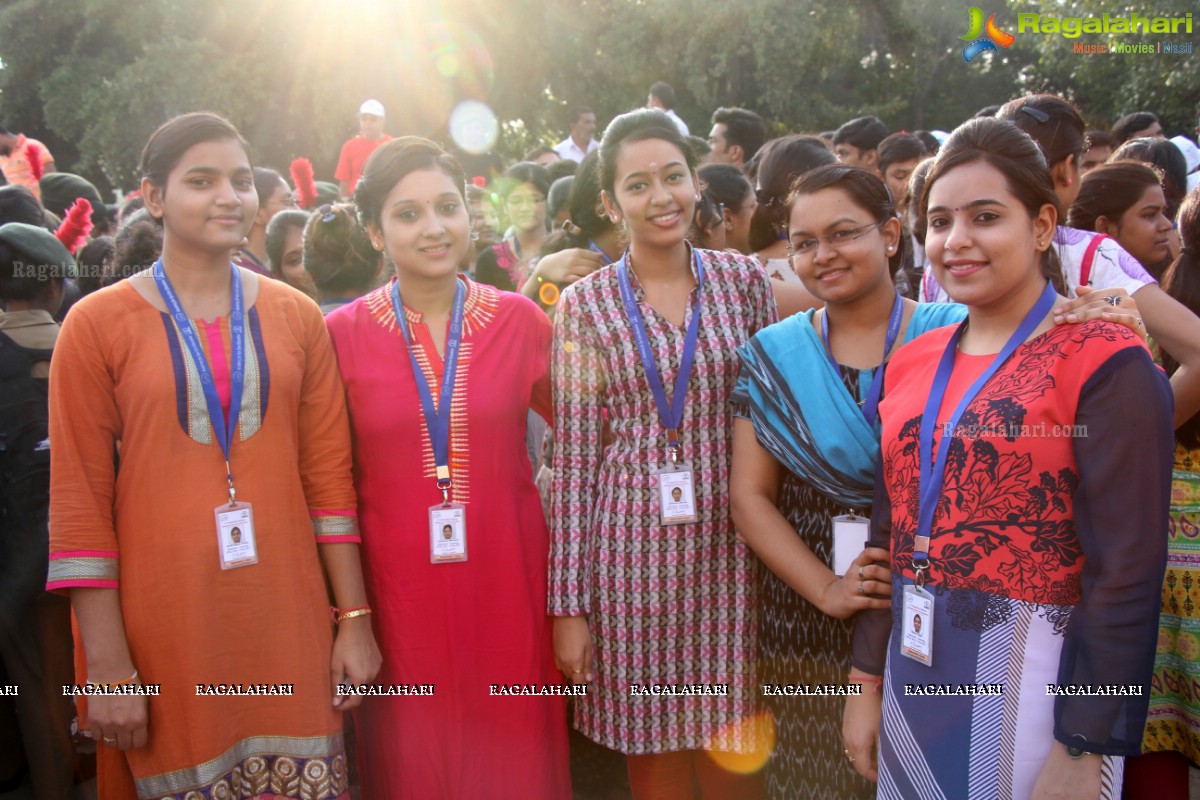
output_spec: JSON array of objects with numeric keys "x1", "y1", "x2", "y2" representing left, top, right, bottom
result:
[
  {"x1": 912, "y1": 281, "x2": 1057, "y2": 585},
  {"x1": 152, "y1": 260, "x2": 246, "y2": 503},
  {"x1": 587, "y1": 240, "x2": 614, "y2": 265},
  {"x1": 820, "y1": 289, "x2": 903, "y2": 426},
  {"x1": 616, "y1": 248, "x2": 705, "y2": 459},
  {"x1": 390, "y1": 279, "x2": 466, "y2": 502}
]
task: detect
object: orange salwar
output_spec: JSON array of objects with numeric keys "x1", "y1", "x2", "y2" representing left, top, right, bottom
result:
[{"x1": 48, "y1": 275, "x2": 359, "y2": 800}]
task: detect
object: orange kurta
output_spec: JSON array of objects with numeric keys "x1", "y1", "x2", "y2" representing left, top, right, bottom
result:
[{"x1": 48, "y1": 274, "x2": 359, "y2": 800}]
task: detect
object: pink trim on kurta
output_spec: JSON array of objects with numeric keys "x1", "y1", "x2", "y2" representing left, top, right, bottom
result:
[
  {"x1": 200, "y1": 318, "x2": 232, "y2": 418},
  {"x1": 310, "y1": 509, "x2": 359, "y2": 517},
  {"x1": 51, "y1": 549, "x2": 119, "y2": 560},
  {"x1": 46, "y1": 579, "x2": 119, "y2": 591}
]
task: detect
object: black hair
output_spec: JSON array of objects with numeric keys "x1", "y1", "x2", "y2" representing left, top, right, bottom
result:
[
  {"x1": 749, "y1": 134, "x2": 836, "y2": 252},
  {"x1": 567, "y1": 106, "x2": 594, "y2": 125},
  {"x1": 547, "y1": 176, "x2": 574, "y2": 221},
  {"x1": 685, "y1": 135, "x2": 711, "y2": 160},
  {"x1": 140, "y1": 112, "x2": 251, "y2": 189},
  {"x1": 75, "y1": 235, "x2": 115, "y2": 295},
  {"x1": 710, "y1": 107, "x2": 767, "y2": 163},
  {"x1": 1113, "y1": 112, "x2": 1161, "y2": 143},
  {"x1": 877, "y1": 133, "x2": 928, "y2": 175},
  {"x1": 689, "y1": 184, "x2": 725, "y2": 250},
  {"x1": 996, "y1": 94, "x2": 1086, "y2": 170},
  {"x1": 906, "y1": 157, "x2": 936, "y2": 246},
  {"x1": 354, "y1": 136, "x2": 466, "y2": 230},
  {"x1": 499, "y1": 161, "x2": 552, "y2": 199},
  {"x1": 1067, "y1": 160, "x2": 1166, "y2": 236},
  {"x1": 1163, "y1": 187, "x2": 1200, "y2": 445},
  {"x1": 545, "y1": 159, "x2": 578, "y2": 184},
  {"x1": 540, "y1": 150, "x2": 616, "y2": 254},
  {"x1": 648, "y1": 81, "x2": 676, "y2": 110},
  {"x1": 698, "y1": 163, "x2": 754, "y2": 214},
  {"x1": 252, "y1": 167, "x2": 287, "y2": 205},
  {"x1": 523, "y1": 145, "x2": 557, "y2": 162},
  {"x1": 831, "y1": 116, "x2": 889, "y2": 151},
  {"x1": 1085, "y1": 130, "x2": 1118, "y2": 152},
  {"x1": 304, "y1": 203, "x2": 380, "y2": 295},
  {"x1": 118, "y1": 194, "x2": 145, "y2": 223},
  {"x1": 1112, "y1": 137, "x2": 1188, "y2": 218},
  {"x1": 973, "y1": 105, "x2": 1001, "y2": 119},
  {"x1": 598, "y1": 109, "x2": 697, "y2": 198},
  {"x1": 112, "y1": 208, "x2": 164, "y2": 280},
  {"x1": 912, "y1": 130, "x2": 941, "y2": 156},
  {"x1": 0, "y1": 185, "x2": 45, "y2": 227},
  {"x1": 787, "y1": 164, "x2": 907, "y2": 276},
  {"x1": 265, "y1": 209, "x2": 311, "y2": 278},
  {"x1": 920, "y1": 117, "x2": 1064, "y2": 294}
]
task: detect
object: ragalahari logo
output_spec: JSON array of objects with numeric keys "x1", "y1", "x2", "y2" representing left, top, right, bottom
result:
[{"x1": 961, "y1": 7, "x2": 1016, "y2": 62}]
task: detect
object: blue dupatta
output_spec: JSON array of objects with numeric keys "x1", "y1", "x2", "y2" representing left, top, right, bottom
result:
[{"x1": 732, "y1": 303, "x2": 967, "y2": 508}]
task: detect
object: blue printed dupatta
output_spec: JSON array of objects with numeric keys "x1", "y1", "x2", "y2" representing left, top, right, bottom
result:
[{"x1": 732, "y1": 303, "x2": 967, "y2": 508}]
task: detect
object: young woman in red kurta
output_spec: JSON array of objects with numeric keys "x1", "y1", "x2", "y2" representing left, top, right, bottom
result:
[{"x1": 325, "y1": 137, "x2": 569, "y2": 799}]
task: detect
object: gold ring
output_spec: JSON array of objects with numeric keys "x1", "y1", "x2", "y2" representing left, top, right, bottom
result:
[
  {"x1": 857, "y1": 582, "x2": 865, "y2": 594},
  {"x1": 858, "y1": 565, "x2": 864, "y2": 578},
  {"x1": 103, "y1": 736, "x2": 117, "y2": 744}
]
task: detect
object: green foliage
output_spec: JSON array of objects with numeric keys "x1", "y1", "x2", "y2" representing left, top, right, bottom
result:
[{"x1": 0, "y1": 0, "x2": 1194, "y2": 196}]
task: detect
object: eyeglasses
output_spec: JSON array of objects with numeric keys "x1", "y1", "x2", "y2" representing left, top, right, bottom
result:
[
  {"x1": 790, "y1": 221, "x2": 885, "y2": 257},
  {"x1": 507, "y1": 195, "x2": 546, "y2": 208}
]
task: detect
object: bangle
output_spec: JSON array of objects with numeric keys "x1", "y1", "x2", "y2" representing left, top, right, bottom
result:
[
  {"x1": 333, "y1": 605, "x2": 372, "y2": 624},
  {"x1": 87, "y1": 669, "x2": 138, "y2": 688}
]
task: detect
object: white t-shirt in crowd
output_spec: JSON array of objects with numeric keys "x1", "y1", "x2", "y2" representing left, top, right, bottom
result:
[
  {"x1": 552, "y1": 137, "x2": 597, "y2": 162},
  {"x1": 919, "y1": 225, "x2": 1155, "y2": 304}
]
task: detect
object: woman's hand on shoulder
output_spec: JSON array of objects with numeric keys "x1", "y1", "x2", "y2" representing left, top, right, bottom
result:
[{"x1": 1054, "y1": 286, "x2": 1145, "y2": 341}]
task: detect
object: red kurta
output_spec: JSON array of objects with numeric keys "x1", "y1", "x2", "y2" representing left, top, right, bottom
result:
[{"x1": 325, "y1": 277, "x2": 569, "y2": 800}]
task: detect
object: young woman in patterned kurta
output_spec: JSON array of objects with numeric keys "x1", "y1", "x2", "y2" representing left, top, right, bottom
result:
[
  {"x1": 47, "y1": 113, "x2": 380, "y2": 800},
  {"x1": 549, "y1": 109, "x2": 775, "y2": 799},
  {"x1": 845, "y1": 118, "x2": 1172, "y2": 800}
]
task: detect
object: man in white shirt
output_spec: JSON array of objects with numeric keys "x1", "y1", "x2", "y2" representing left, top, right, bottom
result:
[
  {"x1": 552, "y1": 107, "x2": 598, "y2": 163},
  {"x1": 647, "y1": 82, "x2": 688, "y2": 136}
]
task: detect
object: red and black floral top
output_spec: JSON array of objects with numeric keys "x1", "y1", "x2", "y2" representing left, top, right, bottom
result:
[{"x1": 855, "y1": 318, "x2": 1174, "y2": 753}]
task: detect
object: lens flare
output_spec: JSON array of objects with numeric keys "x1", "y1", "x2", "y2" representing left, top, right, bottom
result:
[
  {"x1": 450, "y1": 101, "x2": 499, "y2": 154},
  {"x1": 704, "y1": 711, "x2": 776, "y2": 775}
]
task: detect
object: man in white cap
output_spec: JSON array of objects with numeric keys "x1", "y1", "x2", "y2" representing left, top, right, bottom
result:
[{"x1": 336, "y1": 99, "x2": 392, "y2": 197}]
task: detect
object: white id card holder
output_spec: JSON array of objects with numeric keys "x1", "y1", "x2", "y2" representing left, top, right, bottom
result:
[
  {"x1": 901, "y1": 584, "x2": 935, "y2": 666},
  {"x1": 831, "y1": 514, "x2": 869, "y2": 576},
  {"x1": 655, "y1": 463, "x2": 697, "y2": 526},
  {"x1": 430, "y1": 503, "x2": 467, "y2": 563},
  {"x1": 214, "y1": 502, "x2": 258, "y2": 570}
]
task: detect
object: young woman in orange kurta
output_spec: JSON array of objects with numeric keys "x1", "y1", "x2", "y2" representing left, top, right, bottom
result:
[{"x1": 47, "y1": 112, "x2": 380, "y2": 800}]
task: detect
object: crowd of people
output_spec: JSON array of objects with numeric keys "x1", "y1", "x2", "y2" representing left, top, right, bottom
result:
[{"x1": 2, "y1": 79, "x2": 1200, "y2": 800}]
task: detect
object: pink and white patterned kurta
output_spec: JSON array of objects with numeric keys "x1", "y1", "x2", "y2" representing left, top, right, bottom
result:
[{"x1": 549, "y1": 247, "x2": 776, "y2": 754}]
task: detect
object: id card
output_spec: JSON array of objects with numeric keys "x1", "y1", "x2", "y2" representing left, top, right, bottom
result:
[
  {"x1": 655, "y1": 463, "x2": 697, "y2": 526},
  {"x1": 430, "y1": 503, "x2": 467, "y2": 563},
  {"x1": 901, "y1": 584, "x2": 935, "y2": 666},
  {"x1": 214, "y1": 502, "x2": 258, "y2": 570},
  {"x1": 831, "y1": 514, "x2": 869, "y2": 576}
]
